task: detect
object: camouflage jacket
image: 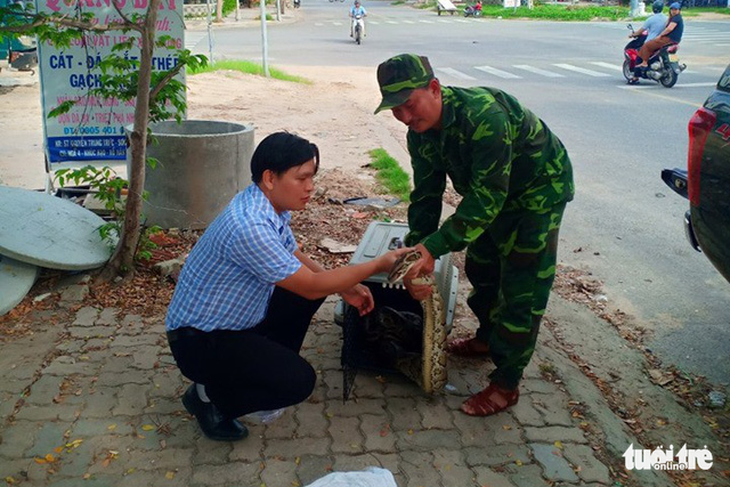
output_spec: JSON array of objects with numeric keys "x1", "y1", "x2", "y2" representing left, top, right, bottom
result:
[{"x1": 404, "y1": 86, "x2": 575, "y2": 258}]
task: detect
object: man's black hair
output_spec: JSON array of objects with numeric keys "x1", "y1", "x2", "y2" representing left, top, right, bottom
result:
[{"x1": 251, "y1": 132, "x2": 320, "y2": 184}]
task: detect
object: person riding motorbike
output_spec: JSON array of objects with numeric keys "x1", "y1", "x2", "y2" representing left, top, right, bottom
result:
[
  {"x1": 630, "y1": 2, "x2": 684, "y2": 83},
  {"x1": 350, "y1": 0, "x2": 367, "y2": 39},
  {"x1": 465, "y1": 0, "x2": 482, "y2": 16},
  {"x1": 627, "y1": 0, "x2": 667, "y2": 50}
]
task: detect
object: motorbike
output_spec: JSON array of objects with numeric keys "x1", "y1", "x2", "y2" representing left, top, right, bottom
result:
[
  {"x1": 352, "y1": 14, "x2": 364, "y2": 45},
  {"x1": 464, "y1": 4, "x2": 482, "y2": 17},
  {"x1": 623, "y1": 23, "x2": 686, "y2": 88}
]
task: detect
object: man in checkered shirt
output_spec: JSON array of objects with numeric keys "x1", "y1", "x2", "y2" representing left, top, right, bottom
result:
[{"x1": 166, "y1": 132, "x2": 410, "y2": 441}]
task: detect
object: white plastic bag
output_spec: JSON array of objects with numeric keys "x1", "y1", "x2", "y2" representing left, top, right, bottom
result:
[
  {"x1": 242, "y1": 407, "x2": 286, "y2": 424},
  {"x1": 303, "y1": 467, "x2": 397, "y2": 487}
]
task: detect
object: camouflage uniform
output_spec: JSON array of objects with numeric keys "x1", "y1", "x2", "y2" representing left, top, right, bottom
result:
[{"x1": 376, "y1": 55, "x2": 574, "y2": 389}]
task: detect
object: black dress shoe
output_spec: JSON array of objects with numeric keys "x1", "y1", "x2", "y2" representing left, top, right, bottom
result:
[{"x1": 182, "y1": 385, "x2": 248, "y2": 441}]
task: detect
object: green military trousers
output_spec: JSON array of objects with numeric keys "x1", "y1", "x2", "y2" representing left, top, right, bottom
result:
[{"x1": 464, "y1": 202, "x2": 568, "y2": 389}]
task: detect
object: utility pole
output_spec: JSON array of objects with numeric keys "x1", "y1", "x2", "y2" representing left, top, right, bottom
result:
[
  {"x1": 260, "y1": 0, "x2": 270, "y2": 77},
  {"x1": 206, "y1": 0, "x2": 214, "y2": 64}
]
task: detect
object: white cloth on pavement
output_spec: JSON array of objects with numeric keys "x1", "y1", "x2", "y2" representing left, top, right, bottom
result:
[{"x1": 303, "y1": 467, "x2": 397, "y2": 487}]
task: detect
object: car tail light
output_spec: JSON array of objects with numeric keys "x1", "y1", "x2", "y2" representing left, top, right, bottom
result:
[{"x1": 687, "y1": 107, "x2": 716, "y2": 207}]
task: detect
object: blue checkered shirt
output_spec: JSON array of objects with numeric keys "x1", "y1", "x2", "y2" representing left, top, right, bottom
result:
[{"x1": 165, "y1": 184, "x2": 302, "y2": 332}]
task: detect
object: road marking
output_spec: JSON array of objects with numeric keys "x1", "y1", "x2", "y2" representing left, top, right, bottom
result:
[
  {"x1": 553, "y1": 63, "x2": 612, "y2": 77},
  {"x1": 512, "y1": 65, "x2": 564, "y2": 77},
  {"x1": 684, "y1": 36, "x2": 730, "y2": 40},
  {"x1": 332, "y1": 21, "x2": 343, "y2": 26},
  {"x1": 402, "y1": 20, "x2": 415, "y2": 24},
  {"x1": 368, "y1": 20, "x2": 380, "y2": 25},
  {"x1": 684, "y1": 34, "x2": 730, "y2": 38},
  {"x1": 590, "y1": 61, "x2": 622, "y2": 72},
  {"x1": 454, "y1": 19, "x2": 470, "y2": 23},
  {"x1": 436, "y1": 67, "x2": 476, "y2": 80},
  {"x1": 617, "y1": 82, "x2": 716, "y2": 90},
  {"x1": 314, "y1": 22, "x2": 324, "y2": 26},
  {"x1": 619, "y1": 85, "x2": 705, "y2": 108},
  {"x1": 419, "y1": 19, "x2": 435, "y2": 23},
  {"x1": 385, "y1": 20, "x2": 398, "y2": 24},
  {"x1": 474, "y1": 65, "x2": 522, "y2": 79},
  {"x1": 672, "y1": 82, "x2": 719, "y2": 88},
  {"x1": 184, "y1": 32, "x2": 208, "y2": 50}
]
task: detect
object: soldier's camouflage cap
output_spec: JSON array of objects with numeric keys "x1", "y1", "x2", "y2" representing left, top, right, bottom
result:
[{"x1": 374, "y1": 54, "x2": 434, "y2": 114}]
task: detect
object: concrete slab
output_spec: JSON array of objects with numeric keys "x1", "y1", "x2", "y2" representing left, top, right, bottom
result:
[
  {"x1": 0, "y1": 253, "x2": 38, "y2": 315},
  {"x1": 0, "y1": 185, "x2": 113, "y2": 270},
  {"x1": 0, "y1": 71, "x2": 38, "y2": 87}
]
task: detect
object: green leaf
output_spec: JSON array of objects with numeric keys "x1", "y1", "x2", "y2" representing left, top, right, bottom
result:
[
  {"x1": 146, "y1": 157, "x2": 159, "y2": 170},
  {"x1": 48, "y1": 100, "x2": 76, "y2": 119}
]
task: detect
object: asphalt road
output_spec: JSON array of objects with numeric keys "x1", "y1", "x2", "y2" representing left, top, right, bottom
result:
[{"x1": 192, "y1": 2, "x2": 730, "y2": 384}]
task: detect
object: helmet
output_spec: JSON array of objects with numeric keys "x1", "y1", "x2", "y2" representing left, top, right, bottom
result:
[
  {"x1": 652, "y1": 0, "x2": 664, "y2": 13},
  {"x1": 669, "y1": 1, "x2": 681, "y2": 9},
  {"x1": 354, "y1": 0, "x2": 360, "y2": 4}
]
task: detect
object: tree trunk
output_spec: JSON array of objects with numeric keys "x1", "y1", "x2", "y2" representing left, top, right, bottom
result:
[
  {"x1": 107, "y1": 0, "x2": 162, "y2": 277},
  {"x1": 216, "y1": 0, "x2": 223, "y2": 21}
]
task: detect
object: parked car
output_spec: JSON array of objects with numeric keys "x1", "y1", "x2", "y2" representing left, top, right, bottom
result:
[{"x1": 662, "y1": 64, "x2": 730, "y2": 283}]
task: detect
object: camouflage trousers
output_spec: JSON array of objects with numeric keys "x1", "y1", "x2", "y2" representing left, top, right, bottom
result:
[{"x1": 465, "y1": 202, "x2": 568, "y2": 389}]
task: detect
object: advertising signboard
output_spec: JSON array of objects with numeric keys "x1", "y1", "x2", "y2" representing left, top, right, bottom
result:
[{"x1": 35, "y1": 0, "x2": 185, "y2": 165}]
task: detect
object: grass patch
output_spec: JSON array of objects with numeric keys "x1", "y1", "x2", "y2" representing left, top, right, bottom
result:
[
  {"x1": 368, "y1": 148, "x2": 411, "y2": 202},
  {"x1": 467, "y1": 5, "x2": 730, "y2": 21},
  {"x1": 391, "y1": 0, "x2": 406, "y2": 4},
  {"x1": 188, "y1": 59, "x2": 311, "y2": 84},
  {"x1": 680, "y1": 6, "x2": 730, "y2": 17},
  {"x1": 475, "y1": 5, "x2": 631, "y2": 21}
]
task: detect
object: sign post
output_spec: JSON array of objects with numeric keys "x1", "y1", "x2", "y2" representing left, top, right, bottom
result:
[{"x1": 35, "y1": 0, "x2": 185, "y2": 175}]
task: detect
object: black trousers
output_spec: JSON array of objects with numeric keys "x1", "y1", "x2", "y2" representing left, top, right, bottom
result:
[{"x1": 167, "y1": 287, "x2": 325, "y2": 419}]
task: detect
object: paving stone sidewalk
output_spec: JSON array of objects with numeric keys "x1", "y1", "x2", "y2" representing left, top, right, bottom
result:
[{"x1": 1, "y1": 294, "x2": 677, "y2": 487}]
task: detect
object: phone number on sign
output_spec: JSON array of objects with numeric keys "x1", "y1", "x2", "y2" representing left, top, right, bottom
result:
[{"x1": 63, "y1": 126, "x2": 123, "y2": 135}]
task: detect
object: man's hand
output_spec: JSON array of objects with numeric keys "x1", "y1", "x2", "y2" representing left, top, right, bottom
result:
[
  {"x1": 340, "y1": 283, "x2": 375, "y2": 316},
  {"x1": 376, "y1": 246, "x2": 415, "y2": 274},
  {"x1": 403, "y1": 243, "x2": 436, "y2": 301}
]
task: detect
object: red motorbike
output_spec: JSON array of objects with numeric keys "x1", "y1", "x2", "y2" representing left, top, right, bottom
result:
[
  {"x1": 464, "y1": 2, "x2": 482, "y2": 17},
  {"x1": 623, "y1": 24, "x2": 686, "y2": 88}
]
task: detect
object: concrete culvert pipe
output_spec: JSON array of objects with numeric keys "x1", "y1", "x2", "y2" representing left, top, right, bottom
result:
[{"x1": 128, "y1": 120, "x2": 254, "y2": 230}]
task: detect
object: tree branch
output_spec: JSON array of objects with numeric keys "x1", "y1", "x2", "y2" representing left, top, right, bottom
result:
[
  {"x1": 0, "y1": 10, "x2": 138, "y2": 34},
  {"x1": 148, "y1": 62, "x2": 186, "y2": 102},
  {"x1": 111, "y1": 1, "x2": 143, "y2": 33}
]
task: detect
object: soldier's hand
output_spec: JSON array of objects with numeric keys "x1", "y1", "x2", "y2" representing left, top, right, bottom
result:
[{"x1": 403, "y1": 275, "x2": 433, "y2": 301}]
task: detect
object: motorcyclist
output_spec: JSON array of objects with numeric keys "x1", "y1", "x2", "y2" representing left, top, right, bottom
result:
[
  {"x1": 350, "y1": 0, "x2": 367, "y2": 38},
  {"x1": 627, "y1": 0, "x2": 667, "y2": 49},
  {"x1": 630, "y1": 2, "x2": 684, "y2": 83}
]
